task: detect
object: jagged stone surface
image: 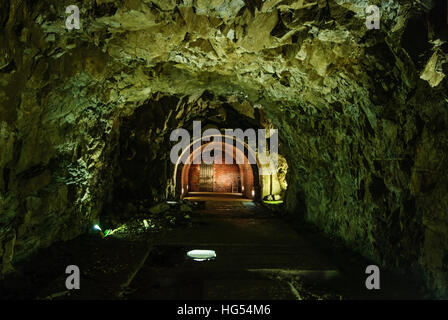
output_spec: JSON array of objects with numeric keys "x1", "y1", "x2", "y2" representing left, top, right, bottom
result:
[{"x1": 0, "y1": 0, "x2": 447, "y2": 296}]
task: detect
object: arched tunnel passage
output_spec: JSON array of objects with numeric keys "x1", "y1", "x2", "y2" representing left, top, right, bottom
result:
[
  {"x1": 174, "y1": 136, "x2": 263, "y2": 201},
  {"x1": 1, "y1": 0, "x2": 447, "y2": 301},
  {"x1": 0, "y1": 89, "x2": 427, "y2": 301}
]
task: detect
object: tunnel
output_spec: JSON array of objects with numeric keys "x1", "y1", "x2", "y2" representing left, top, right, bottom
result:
[
  {"x1": 175, "y1": 137, "x2": 262, "y2": 200},
  {"x1": 0, "y1": 0, "x2": 448, "y2": 301}
]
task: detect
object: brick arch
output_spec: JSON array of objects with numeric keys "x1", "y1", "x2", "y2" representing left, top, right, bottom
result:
[{"x1": 174, "y1": 138, "x2": 260, "y2": 199}]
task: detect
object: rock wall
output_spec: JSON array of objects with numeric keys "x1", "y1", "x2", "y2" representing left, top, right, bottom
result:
[{"x1": 0, "y1": 0, "x2": 447, "y2": 296}]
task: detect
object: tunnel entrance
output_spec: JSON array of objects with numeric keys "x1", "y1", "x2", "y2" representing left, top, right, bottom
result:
[
  {"x1": 189, "y1": 162, "x2": 241, "y2": 193},
  {"x1": 174, "y1": 136, "x2": 261, "y2": 201}
]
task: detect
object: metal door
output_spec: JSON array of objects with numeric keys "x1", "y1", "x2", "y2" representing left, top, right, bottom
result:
[{"x1": 199, "y1": 163, "x2": 214, "y2": 192}]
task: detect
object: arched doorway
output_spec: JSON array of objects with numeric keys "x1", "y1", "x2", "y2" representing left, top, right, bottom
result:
[{"x1": 173, "y1": 135, "x2": 262, "y2": 200}]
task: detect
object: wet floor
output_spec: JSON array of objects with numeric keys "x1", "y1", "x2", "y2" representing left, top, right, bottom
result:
[
  {"x1": 123, "y1": 201, "x2": 425, "y2": 300},
  {"x1": 1, "y1": 200, "x2": 426, "y2": 300}
]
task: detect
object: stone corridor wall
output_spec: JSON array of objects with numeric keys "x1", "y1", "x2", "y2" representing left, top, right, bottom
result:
[{"x1": 0, "y1": 0, "x2": 447, "y2": 297}]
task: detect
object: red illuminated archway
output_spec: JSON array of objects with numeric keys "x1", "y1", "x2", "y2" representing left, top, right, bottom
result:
[{"x1": 173, "y1": 136, "x2": 262, "y2": 200}]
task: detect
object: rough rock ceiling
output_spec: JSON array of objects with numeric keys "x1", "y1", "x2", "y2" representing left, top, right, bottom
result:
[
  {"x1": 4, "y1": 0, "x2": 445, "y2": 108},
  {"x1": 0, "y1": 0, "x2": 448, "y2": 297}
]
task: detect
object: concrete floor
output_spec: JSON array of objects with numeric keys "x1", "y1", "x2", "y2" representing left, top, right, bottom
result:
[
  {"x1": 1, "y1": 198, "x2": 426, "y2": 300},
  {"x1": 124, "y1": 200, "x2": 424, "y2": 300},
  {"x1": 183, "y1": 192, "x2": 251, "y2": 202}
]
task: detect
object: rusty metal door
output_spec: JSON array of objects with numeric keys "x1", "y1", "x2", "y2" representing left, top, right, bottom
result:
[{"x1": 199, "y1": 163, "x2": 214, "y2": 192}]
